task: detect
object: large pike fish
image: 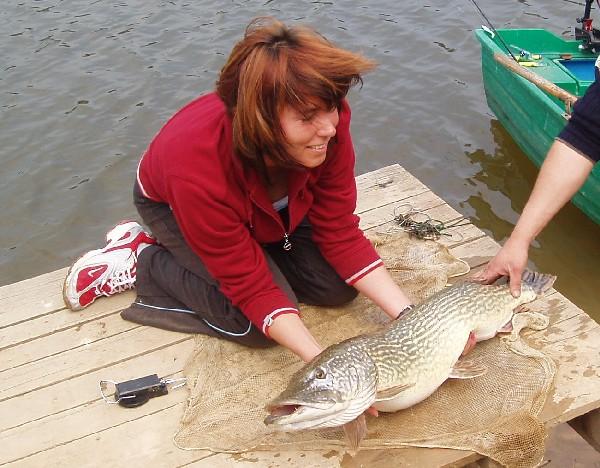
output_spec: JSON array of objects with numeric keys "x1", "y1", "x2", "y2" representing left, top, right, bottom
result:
[{"x1": 264, "y1": 270, "x2": 556, "y2": 447}]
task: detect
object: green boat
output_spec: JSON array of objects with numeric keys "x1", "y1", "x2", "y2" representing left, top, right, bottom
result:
[{"x1": 474, "y1": 6, "x2": 600, "y2": 225}]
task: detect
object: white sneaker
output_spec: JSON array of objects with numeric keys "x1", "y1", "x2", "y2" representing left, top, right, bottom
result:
[{"x1": 63, "y1": 221, "x2": 156, "y2": 310}]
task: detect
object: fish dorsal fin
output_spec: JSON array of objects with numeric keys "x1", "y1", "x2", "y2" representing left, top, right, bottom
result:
[
  {"x1": 375, "y1": 382, "x2": 414, "y2": 401},
  {"x1": 343, "y1": 414, "x2": 367, "y2": 452},
  {"x1": 449, "y1": 359, "x2": 487, "y2": 379}
]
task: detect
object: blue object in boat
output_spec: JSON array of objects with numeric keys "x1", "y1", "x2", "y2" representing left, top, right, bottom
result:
[{"x1": 558, "y1": 58, "x2": 597, "y2": 81}]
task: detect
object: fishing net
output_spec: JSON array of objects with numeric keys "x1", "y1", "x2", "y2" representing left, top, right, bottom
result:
[{"x1": 174, "y1": 232, "x2": 555, "y2": 468}]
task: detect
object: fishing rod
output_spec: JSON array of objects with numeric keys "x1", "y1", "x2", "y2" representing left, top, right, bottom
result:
[{"x1": 468, "y1": 0, "x2": 518, "y2": 61}]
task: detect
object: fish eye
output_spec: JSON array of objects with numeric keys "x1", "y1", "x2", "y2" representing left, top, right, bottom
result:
[{"x1": 314, "y1": 368, "x2": 327, "y2": 379}]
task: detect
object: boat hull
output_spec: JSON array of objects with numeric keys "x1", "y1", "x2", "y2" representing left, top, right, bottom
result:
[{"x1": 475, "y1": 29, "x2": 600, "y2": 225}]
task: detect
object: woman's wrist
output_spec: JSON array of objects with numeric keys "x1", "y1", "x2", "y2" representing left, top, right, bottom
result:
[
  {"x1": 268, "y1": 313, "x2": 323, "y2": 362},
  {"x1": 299, "y1": 344, "x2": 323, "y2": 363}
]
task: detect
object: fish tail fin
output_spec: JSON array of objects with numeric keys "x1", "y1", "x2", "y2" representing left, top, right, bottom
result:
[{"x1": 521, "y1": 270, "x2": 556, "y2": 295}]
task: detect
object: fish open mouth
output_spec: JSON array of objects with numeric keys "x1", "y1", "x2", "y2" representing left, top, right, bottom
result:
[
  {"x1": 266, "y1": 404, "x2": 301, "y2": 419},
  {"x1": 264, "y1": 402, "x2": 313, "y2": 426},
  {"x1": 264, "y1": 398, "x2": 342, "y2": 428}
]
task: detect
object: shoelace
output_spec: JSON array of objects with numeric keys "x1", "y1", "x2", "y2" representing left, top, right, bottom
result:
[{"x1": 96, "y1": 252, "x2": 137, "y2": 295}]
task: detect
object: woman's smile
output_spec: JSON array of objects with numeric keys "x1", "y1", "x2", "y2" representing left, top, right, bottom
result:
[
  {"x1": 307, "y1": 143, "x2": 328, "y2": 152},
  {"x1": 280, "y1": 105, "x2": 339, "y2": 168}
]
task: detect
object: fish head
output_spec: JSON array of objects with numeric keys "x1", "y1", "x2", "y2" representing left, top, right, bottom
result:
[{"x1": 264, "y1": 344, "x2": 378, "y2": 431}]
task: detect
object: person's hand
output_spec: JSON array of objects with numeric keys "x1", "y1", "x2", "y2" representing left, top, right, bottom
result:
[{"x1": 472, "y1": 236, "x2": 530, "y2": 297}]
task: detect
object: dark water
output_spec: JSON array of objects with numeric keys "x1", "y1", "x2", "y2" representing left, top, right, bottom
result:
[{"x1": 2, "y1": 0, "x2": 599, "y2": 322}]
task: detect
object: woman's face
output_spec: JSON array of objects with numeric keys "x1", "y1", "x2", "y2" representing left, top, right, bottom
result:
[{"x1": 279, "y1": 104, "x2": 339, "y2": 168}]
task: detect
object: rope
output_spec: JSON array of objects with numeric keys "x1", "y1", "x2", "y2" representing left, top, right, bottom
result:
[{"x1": 392, "y1": 204, "x2": 472, "y2": 241}]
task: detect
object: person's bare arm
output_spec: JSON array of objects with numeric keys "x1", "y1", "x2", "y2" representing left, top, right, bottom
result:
[
  {"x1": 268, "y1": 263, "x2": 411, "y2": 353},
  {"x1": 477, "y1": 140, "x2": 593, "y2": 296},
  {"x1": 353, "y1": 265, "x2": 413, "y2": 319},
  {"x1": 267, "y1": 263, "x2": 413, "y2": 362},
  {"x1": 268, "y1": 313, "x2": 323, "y2": 362}
]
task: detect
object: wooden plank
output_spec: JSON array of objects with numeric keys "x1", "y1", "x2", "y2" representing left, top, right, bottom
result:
[
  {"x1": 185, "y1": 451, "x2": 343, "y2": 467},
  {"x1": 540, "y1": 325, "x2": 600, "y2": 427},
  {"x1": 355, "y1": 163, "x2": 405, "y2": 188},
  {"x1": 0, "y1": 373, "x2": 188, "y2": 465},
  {"x1": 195, "y1": 446, "x2": 481, "y2": 468},
  {"x1": 0, "y1": 268, "x2": 68, "y2": 327},
  {"x1": 0, "y1": 292, "x2": 134, "y2": 352},
  {"x1": 344, "y1": 447, "x2": 482, "y2": 468},
  {"x1": 538, "y1": 307, "x2": 599, "y2": 346},
  {"x1": 359, "y1": 190, "x2": 486, "y2": 247},
  {"x1": 449, "y1": 236, "x2": 500, "y2": 269},
  {"x1": 0, "y1": 340, "x2": 194, "y2": 433},
  {"x1": 0, "y1": 326, "x2": 189, "y2": 401},
  {"x1": 0, "y1": 267, "x2": 67, "y2": 301},
  {"x1": 6, "y1": 402, "x2": 209, "y2": 468},
  {"x1": 0, "y1": 270, "x2": 135, "y2": 331},
  {"x1": 1, "y1": 312, "x2": 137, "y2": 371},
  {"x1": 358, "y1": 189, "x2": 447, "y2": 230},
  {"x1": 355, "y1": 166, "x2": 430, "y2": 213},
  {"x1": 525, "y1": 293, "x2": 584, "y2": 334},
  {"x1": 6, "y1": 396, "x2": 483, "y2": 468}
]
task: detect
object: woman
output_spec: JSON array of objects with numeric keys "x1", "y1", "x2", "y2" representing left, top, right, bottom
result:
[{"x1": 63, "y1": 17, "x2": 413, "y2": 363}]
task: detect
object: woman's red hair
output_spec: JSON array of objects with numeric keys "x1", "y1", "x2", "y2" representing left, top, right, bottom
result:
[{"x1": 216, "y1": 17, "x2": 375, "y2": 177}]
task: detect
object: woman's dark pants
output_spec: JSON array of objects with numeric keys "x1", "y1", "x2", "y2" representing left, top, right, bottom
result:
[{"x1": 120, "y1": 182, "x2": 357, "y2": 348}]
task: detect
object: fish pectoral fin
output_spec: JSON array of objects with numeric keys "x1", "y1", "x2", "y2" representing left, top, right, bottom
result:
[
  {"x1": 449, "y1": 359, "x2": 487, "y2": 379},
  {"x1": 375, "y1": 382, "x2": 415, "y2": 401},
  {"x1": 343, "y1": 414, "x2": 367, "y2": 452}
]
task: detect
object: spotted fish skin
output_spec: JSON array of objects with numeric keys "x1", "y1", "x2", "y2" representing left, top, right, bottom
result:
[
  {"x1": 371, "y1": 280, "x2": 537, "y2": 411},
  {"x1": 265, "y1": 271, "x2": 555, "y2": 431}
]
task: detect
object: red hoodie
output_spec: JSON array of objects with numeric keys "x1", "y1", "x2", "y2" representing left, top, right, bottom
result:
[{"x1": 137, "y1": 92, "x2": 382, "y2": 335}]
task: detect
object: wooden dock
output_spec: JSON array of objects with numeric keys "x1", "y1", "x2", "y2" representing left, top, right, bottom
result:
[{"x1": 1, "y1": 164, "x2": 599, "y2": 467}]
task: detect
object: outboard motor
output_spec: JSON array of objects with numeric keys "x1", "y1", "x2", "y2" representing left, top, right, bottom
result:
[{"x1": 576, "y1": 0, "x2": 600, "y2": 52}]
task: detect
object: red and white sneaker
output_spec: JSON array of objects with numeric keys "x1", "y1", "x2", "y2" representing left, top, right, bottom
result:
[{"x1": 63, "y1": 221, "x2": 156, "y2": 310}]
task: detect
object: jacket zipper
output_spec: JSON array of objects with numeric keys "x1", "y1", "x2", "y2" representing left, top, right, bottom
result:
[
  {"x1": 282, "y1": 233, "x2": 292, "y2": 251},
  {"x1": 249, "y1": 194, "x2": 292, "y2": 251}
]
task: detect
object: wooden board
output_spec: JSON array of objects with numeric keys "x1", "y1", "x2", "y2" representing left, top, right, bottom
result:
[{"x1": 1, "y1": 164, "x2": 599, "y2": 467}]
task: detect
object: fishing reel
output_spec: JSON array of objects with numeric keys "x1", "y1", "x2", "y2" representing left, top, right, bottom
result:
[{"x1": 575, "y1": 0, "x2": 600, "y2": 53}]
